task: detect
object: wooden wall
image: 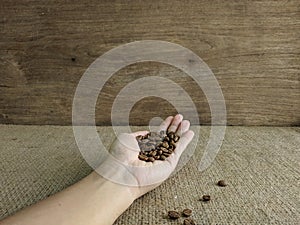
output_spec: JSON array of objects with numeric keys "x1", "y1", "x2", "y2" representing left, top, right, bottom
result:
[{"x1": 0, "y1": 0, "x2": 299, "y2": 126}]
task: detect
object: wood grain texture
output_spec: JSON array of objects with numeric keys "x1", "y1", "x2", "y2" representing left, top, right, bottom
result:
[{"x1": 0, "y1": 0, "x2": 299, "y2": 126}]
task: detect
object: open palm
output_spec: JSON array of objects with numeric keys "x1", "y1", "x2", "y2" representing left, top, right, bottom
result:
[{"x1": 107, "y1": 114, "x2": 194, "y2": 198}]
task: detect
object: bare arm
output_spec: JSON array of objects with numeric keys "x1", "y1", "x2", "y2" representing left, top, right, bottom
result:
[{"x1": 1, "y1": 172, "x2": 134, "y2": 225}]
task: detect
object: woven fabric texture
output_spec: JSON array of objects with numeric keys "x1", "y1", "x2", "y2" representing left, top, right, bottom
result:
[{"x1": 0, "y1": 125, "x2": 299, "y2": 224}]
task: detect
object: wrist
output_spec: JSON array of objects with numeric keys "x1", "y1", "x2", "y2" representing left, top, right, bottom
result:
[{"x1": 89, "y1": 171, "x2": 136, "y2": 224}]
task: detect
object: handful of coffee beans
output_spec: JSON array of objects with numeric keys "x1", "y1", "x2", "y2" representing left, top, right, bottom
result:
[{"x1": 136, "y1": 131, "x2": 180, "y2": 162}]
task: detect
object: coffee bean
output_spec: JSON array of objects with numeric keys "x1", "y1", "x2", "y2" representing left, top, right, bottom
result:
[
  {"x1": 138, "y1": 154, "x2": 148, "y2": 161},
  {"x1": 167, "y1": 149, "x2": 173, "y2": 154},
  {"x1": 170, "y1": 140, "x2": 176, "y2": 146},
  {"x1": 182, "y1": 208, "x2": 192, "y2": 217},
  {"x1": 202, "y1": 195, "x2": 211, "y2": 201},
  {"x1": 217, "y1": 180, "x2": 227, "y2": 187},
  {"x1": 169, "y1": 144, "x2": 175, "y2": 151},
  {"x1": 161, "y1": 148, "x2": 169, "y2": 153},
  {"x1": 136, "y1": 135, "x2": 143, "y2": 141},
  {"x1": 183, "y1": 218, "x2": 195, "y2": 225},
  {"x1": 162, "y1": 142, "x2": 169, "y2": 148},
  {"x1": 147, "y1": 157, "x2": 155, "y2": 162},
  {"x1": 174, "y1": 135, "x2": 180, "y2": 142},
  {"x1": 158, "y1": 150, "x2": 163, "y2": 155},
  {"x1": 163, "y1": 152, "x2": 171, "y2": 157},
  {"x1": 154, "y1": 155, "x2": 160, "y2": 160},
  {"x1": 168, "y1": 131, "x2": 175, "y2": 139},
  {"x1": 168, "y1": 211, "x2": 180, "y2": 220},
  {"x1": 160, "y1": 155, "x2": 167, "y2": 160},
  {"x1": 150, "y1": 151, "x2": 157, "y2": 156}
]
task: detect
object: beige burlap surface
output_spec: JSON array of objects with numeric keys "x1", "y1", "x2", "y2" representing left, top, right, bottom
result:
[{"x1": 0, "y1": 125, "x2": 299, "y2": 224}]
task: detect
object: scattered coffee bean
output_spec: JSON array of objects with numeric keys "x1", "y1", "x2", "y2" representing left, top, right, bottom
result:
[
  {"x1": 137, "y1": 130, "x2": 180, "y2": 162},
  {"x1": 202, "y1": 195, "x2": 211, "y2": 201},
  {"x1": 217, "y1": 180, "x2": 227, "y2": 187},
  {"x1": 182, "y1": 208, "x2": 192, "y2": 217},
  {"x1": 168, "y1": 210, "x2": 180, "y2": 220},
  {"x1": 183, "y1": 218, "x2": 196, "y2": 225}
]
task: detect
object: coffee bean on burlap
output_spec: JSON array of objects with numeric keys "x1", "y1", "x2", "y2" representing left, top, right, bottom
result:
[{"x1": 168, "y1": 211, "x2": 180, "y2": 220}]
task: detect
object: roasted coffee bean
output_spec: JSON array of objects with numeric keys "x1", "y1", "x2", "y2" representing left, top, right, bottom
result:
[
  {"x1": 161, "y1": 148, "x2": 169, "y2": 153},
  {"x1": 138, "y1": 154, "x2": 148, "y2": 161},
  {"x1": 154, "y1": 155, "x2": 160, "y2": 160},
  {"x1": 167, "y1": 149, "x2": 173, "y2": 154},
  {"x1": 168, "y1": 211, "x2": 180, "y2": 220},
  {"x1": 158, "y1": 150, "x2": 163, "y2": 155},
  {"x1": 165, "y1": 136, "x2": 170, "y2": 142},
  {"x1": 182, "y1": 208, "x2": 192, "y2": 217},
  {"x1": 160, "y1": 155, "x2": 167, "y2": 160},
  {"x1": 169, "y1": 144, "x2": 175, "y2": 151},
  {"x1": 168, "y1": 131, "x2": 175, "y2": 139},
  {"x1": 217, "y1": 180, "x2": 227, "y2": 187},
  {"x1": 150, "y1": 151, "x2": 157, "y2": 156},
  {"x1": 136, "y1": 135, "x2": 143, "y2": 141},
  {"x1": 174, "y1": 135, "x2": 180, "y2": 142},
  {"x1": 142, "y1": 152, "x2": 149, "y2": 157},
  {"x1": 170, "y1": 140, "x2": 176, "y2": 146},
  {"x1": 162, "y1": 142, "x2": 169, "y2": 148},
  {"x1": 202, "y1": 195, "x2": 211, "y2": 201},
  {"x1": 183, "y1": 218, "x2": 195, "y2": 225},
  {"x1": 147, "y1": 157, "x2": 155, "y2": 162}
]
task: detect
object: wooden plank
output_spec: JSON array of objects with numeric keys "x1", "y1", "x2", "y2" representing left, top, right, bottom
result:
[{"x1": 0, "y1": 0, "x2": 299, "y2": 126}]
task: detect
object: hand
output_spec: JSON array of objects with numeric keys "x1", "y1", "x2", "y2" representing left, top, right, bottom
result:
[{"x1": 100, "y1": 114, "x2": 194, "y2": 199}]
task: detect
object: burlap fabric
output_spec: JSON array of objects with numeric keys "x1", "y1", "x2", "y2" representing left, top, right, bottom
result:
[{"x1": 0, "y1": 125, "x2": 299, "y2": 224}]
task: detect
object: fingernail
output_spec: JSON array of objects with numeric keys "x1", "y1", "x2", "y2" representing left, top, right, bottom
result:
[{"x1": 176, "y1": 114, "x2": 183, "y2": 119}]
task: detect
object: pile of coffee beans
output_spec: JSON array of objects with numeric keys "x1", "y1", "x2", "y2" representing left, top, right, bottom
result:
[
  {"x1": 136, "y1": 131, "x2": 180, "y2": 162},
  {"x1": 167, "y1": 209, "x2": 195, "y2": 225}
]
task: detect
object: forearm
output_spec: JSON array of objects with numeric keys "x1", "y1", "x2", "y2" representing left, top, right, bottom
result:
[{"x1": 1, "y1": 172, "x2": 135, "y2": 225}]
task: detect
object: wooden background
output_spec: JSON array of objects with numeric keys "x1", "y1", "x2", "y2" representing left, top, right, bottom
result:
[{"x1": 0, "y1": 0, "x2": 299, "y2": 126}]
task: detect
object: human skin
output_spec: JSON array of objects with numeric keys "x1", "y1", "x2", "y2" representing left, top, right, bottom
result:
[{"x1": 1, "y1": 114, "x2": 194, "y2": 225}]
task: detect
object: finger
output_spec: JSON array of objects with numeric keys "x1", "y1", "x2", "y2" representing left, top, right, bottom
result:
[
  {"x1": 132, "y1": 130, "x2": 149, "y2": 137},
  {"x1": 176, "y1": 120, "x2": 190, "y2": 136},
  {"x1": 167, "y1": 130, "x2": 194, "y2": 165},
  {"x1": 168, "y1": 114, "x2": 183, "y2": 133},
  {"x1": 158, "y1": 116, "x2": 173, "y2": 132}
]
